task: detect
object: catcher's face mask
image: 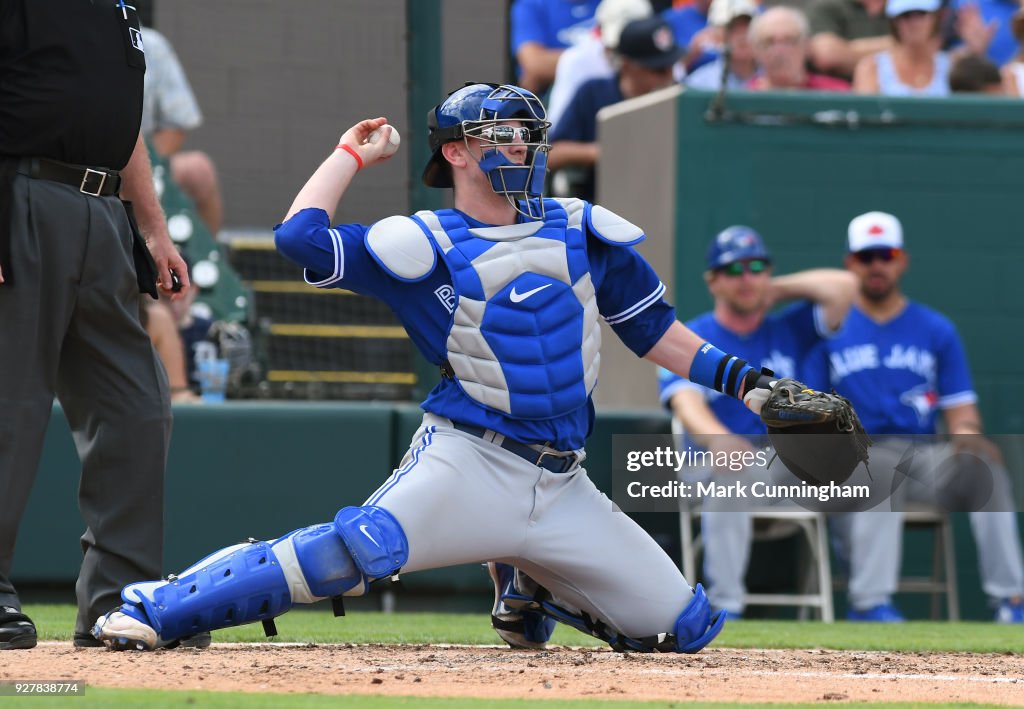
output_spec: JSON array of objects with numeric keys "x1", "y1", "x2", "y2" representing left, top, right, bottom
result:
[{"x1": 424, "y1": 83, "x2": 551, "y2": 220}]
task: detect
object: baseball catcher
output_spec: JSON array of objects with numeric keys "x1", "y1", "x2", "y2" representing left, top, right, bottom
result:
[{"x1": 91, "y1": 82, "x2": 847, "y2": 654}]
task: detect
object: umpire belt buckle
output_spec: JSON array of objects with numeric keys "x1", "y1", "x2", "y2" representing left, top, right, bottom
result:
[{"x1": 80, "y1": 168, "x2": 107, "y2": 197}]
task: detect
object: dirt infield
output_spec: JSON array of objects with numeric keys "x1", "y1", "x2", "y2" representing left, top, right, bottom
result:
[{"x1": 4, "y1": 643, "x2": 1023, "y2": 703}]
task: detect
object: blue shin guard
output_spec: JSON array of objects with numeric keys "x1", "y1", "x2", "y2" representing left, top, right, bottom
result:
[{"x1": 111, "y1": 506, "x2": 409, "y2": 645}]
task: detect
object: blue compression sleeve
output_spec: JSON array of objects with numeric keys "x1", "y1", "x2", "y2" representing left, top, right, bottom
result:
[{"x1": 689, "y1": 342, "x2": 756, "y2": 400}]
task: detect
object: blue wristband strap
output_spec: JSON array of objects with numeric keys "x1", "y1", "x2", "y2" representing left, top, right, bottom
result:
[{"x1": 689, "y1": 342, "x2": 756, "y2": 399}]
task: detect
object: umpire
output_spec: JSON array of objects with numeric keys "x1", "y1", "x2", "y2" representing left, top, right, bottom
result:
[{"x1": 0, "y1": 0, "x2": 190, "y2": 649}]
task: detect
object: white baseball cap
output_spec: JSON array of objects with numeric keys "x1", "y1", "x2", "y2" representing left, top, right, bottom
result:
[
  {"x1": 886, "y1": 0, "x2": 941, "y2": 18},
  {"x1": 848, "y1": 211, "x2": 904, "y2": 252},
  {"x1": 596, "y1": 0, "x2": 653, "y2": 49},
  {"x1": 709, "y1": 0, "x2": 759, "y2": 27}
]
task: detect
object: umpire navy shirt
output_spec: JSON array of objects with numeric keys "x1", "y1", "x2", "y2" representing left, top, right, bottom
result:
[{"x1": 0, "y1": 0, "x2": 146, "y2": 169}]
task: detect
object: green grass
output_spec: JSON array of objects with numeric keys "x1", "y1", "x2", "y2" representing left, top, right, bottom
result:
[{"x1": 24, "y1": 604, "x2": 1022, "y2": 653}]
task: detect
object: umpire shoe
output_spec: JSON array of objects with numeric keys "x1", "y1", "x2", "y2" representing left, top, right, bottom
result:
[
  {"x1": 0, "y1": 606, "x2": 37, "y2": 650},
  {"x1": 487, "y1": 562, "x2": 556, "y2": 650}
]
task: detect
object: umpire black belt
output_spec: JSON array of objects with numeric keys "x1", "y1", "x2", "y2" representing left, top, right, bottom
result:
[
  {"x1": 452, "y1": 422, "x2": 581, "y2": 474},
  {"x1": 17, "y1": 157, "x2": 121, "y2": 197}
]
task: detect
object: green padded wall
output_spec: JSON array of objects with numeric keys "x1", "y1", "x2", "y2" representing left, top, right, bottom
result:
[
  {"x1": 11, "y1": 402, "x2": 1015, "y2": 618},
  {"x1": 675, "y1": 91, "x2": 1024, "y2": 432}
]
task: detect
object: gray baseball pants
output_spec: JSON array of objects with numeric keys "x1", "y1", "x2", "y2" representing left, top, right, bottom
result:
[
  {"x1": 366, "y1": 413, "x2": 693, "y2": 639},
  {"x1": 0, "y1": 172, "x2": 171, "y2": 636}
]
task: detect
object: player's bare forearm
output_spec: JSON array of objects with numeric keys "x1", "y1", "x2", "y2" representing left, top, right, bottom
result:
[
  {"x1": 121, "y1": 134, "x2": 190, "y2": 297},
  {"x1": 548, "y1": 141, "x2": 599, "y2": 171},
  {"x1": 516, "y1": 43, "x2": 562, "y2": 92},
  {"x1": 644, "y1": 321, "x2": 705, "y2": 382},
  {"x1": 769, "y1": 269, "x2": 857, "y2": 331},
  {"x1": 151, "y1": 128, "x2": 187, "y2": 157},
  {"x1": 285, "y1": 118, "x2": 394, "y2": 222},
  {"x1": 671, "y1": 389, "x2": 732, "y2": 437}
]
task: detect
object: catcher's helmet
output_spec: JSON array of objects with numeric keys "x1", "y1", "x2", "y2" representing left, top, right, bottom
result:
[{"x1": 423, "y1": 82, "x2": 550, "y2": 219}]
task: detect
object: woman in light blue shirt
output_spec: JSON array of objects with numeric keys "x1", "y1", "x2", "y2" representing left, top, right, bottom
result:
[{"x1": 853, "y1": 0, "x2": 950, "y2": 96}]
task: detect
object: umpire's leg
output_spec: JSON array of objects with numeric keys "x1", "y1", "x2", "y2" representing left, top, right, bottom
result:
[
  {"x1": 0, "y1": 174, "x2": 82, "y2": 618},
  {"x1": 54, "y1": 193, "x2": 171, "y2": 637}
]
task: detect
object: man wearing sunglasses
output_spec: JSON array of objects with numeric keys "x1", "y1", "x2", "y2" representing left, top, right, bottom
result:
[
  {"x1": 658, "y1": 225, "x2": 859, "y2": 618},
  {"x1": 805, "y1": 211, "x2": 1024, "y2": 623}
]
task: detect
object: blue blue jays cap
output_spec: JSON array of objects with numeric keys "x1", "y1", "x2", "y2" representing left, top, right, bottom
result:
[{"x1": 706, "y1": 225, "x2": 771, "y2": 270}]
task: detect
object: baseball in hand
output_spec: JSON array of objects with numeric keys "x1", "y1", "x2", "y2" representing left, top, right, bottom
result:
[{"x1": 367, "y1": 126, "x2": 401, "y2": 156}]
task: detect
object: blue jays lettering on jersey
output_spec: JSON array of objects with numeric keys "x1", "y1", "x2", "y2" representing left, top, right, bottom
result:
[
  {"x1": 658, "y1": 302, "x2": 829, "y2": 436},
  {"x1": 802, "y1": 303, "x2": 976, "y2": 434},
  {"x1": 275, "y1": 201, "x2": 673, "y2": 450}
]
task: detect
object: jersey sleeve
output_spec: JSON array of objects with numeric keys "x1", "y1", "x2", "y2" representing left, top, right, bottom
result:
[
  {"x1": 510, "y1": 0, "x2": 548, "y2": 53},
  {"x1": 273, "y1": 207, "x2": 383, "y2": 297},
  {"x1": 588, "y1": 235, "x2": 675, "y2": 357},
  {"x1": 800, "y1": 339, "x2": 833, "y2": 391},
  {"x1": 934, "y1": 316, "x2": 978, "y2": 408},
  {"x1": 778, "y1": 300, "x2": 833, "y2": 350},
  {"x1": 144, "y1": 29, "x2": 202, "y2": 132}
]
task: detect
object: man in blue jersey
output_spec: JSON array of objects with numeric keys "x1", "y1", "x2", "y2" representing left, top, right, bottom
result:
[
  {"x1": 658, "y1": 226, "x2": 861, "y2": 617},
  {"x1": 510, "y1": 0, "x2": 600, "y2": 95},
  {"x1": 91, "y1": 83, "x2": 781, "y2": 652},
  {"x1": 805, "y1": 211, "x2": 1024, "y2": 623}
]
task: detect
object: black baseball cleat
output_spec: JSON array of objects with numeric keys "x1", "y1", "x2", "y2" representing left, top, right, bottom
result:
[
  {"x1": 0, "y1": 606, "x2": 38, "y2": 650},
  {"x1": 487, "y1": 563, "x2": 555, "y2": 650},
  {"x1": 73, "y1": 632, "x2": 105, "y2": 648}
]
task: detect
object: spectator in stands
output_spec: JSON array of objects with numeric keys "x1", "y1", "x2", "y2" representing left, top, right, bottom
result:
[
  {"x1": 685, "y1": 0, "x2": 760, "y2": 90},
  {"x1": 747, "y1": 6, "x2": 852, "y2": 90},
  {"x1": 808, "y1": 0, "x2": 891, "y2": 81},
  {"x1": 658, "y1": 227, "x2": 858, "y2": 619},
  {"x1": 950, "y1": 52, "x2": 1006, "y2": 92},
  {"x1": 140, "y1": 25, "x2": 224, "y2": 236},
  {"x1": 547, "y1": 0, "x2": 654, "y2": 131},
  {"x1": 164, "y1": 254, "x2": 214, "y2": 395},
  {"x1": 852, "y1": 0, "x2": 951, "y2": 97},
  {"x1": 549, "y1": 15, "x2": 682, "y2": 201},
  {"x1": 141, "y1": 298, "x2": 200, "y2": 403},
  {"x1": 1000, "y1": 8, "x2": 1024, "y2": 95},
  {"x1": 804, "y1": 212, "x2": 1024, "y2": 624},
  {"x1": 510, "y1": 0, "x2": 600, "y2": 95},
  {"x1": 663, "y1": 0, "x2": 720, "y2": 72},
  {"x1": 950, "y1": 0, "x2": 1016, "y2": 68}
]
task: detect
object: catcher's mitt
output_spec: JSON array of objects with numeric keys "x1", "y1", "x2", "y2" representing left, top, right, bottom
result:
[{"x1": 760, "y1": 378, "x2": 871, "y2": 486}]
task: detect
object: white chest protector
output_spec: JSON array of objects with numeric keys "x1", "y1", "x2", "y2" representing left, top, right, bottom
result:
[{"x1": 364, "y1": 198, "x2": 644, "y2": 419}]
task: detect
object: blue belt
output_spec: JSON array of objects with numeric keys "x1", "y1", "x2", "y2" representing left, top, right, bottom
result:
[{"x1": 452, "y1": 422, "x2": 580, "y2": 474}]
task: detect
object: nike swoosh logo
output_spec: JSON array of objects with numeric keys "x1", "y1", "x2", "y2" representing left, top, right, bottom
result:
[
  {"x1": 358, "y1": 524, "x2": 381, "y2": 548},
  {"x1": 509, "y1": 284, "x2": 551, "y2": 303}
]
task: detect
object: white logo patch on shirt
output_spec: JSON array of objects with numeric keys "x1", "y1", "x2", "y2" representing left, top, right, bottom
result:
[
  {"x1": 129, "y1": 27, "x2": 145, "y2": 52},
  {"x1": 434, "y1": 284, "x2": 456, "y2": 313}
]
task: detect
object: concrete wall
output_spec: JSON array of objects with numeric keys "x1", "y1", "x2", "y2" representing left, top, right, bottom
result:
[
  {"x1": 153, "y1": 0, "x2": 510, "y2": 230},
  {"x1": 593, "y1": 86, "x2": 682, "y2": 409}
]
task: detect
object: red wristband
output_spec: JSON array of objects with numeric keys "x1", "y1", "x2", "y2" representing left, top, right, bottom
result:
[{"x1": 336, "y1": 143, "x2": 363, "y2": 170}]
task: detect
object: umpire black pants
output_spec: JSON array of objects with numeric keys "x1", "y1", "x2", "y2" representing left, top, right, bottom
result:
[{"x1": 0, "y1": 167, "x2": 171, "y2": 636}]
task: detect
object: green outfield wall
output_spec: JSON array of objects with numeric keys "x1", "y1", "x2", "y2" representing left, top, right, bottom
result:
[
  {"x1": 673, "y1": 91, "x2": 1024, "y2": 432},
  {"x1": 13, "y1": 402, "x2": 1020, "y2": 620}
]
